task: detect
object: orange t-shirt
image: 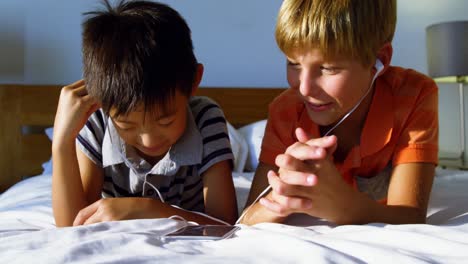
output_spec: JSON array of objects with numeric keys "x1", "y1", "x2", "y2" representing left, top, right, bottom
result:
[{"x1": 259, "y1": 66, "x2": 438, "y2": 200}]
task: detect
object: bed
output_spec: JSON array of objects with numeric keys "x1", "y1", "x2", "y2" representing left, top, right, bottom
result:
[{"x1": 1, "y1": 84, "x2": 468, "y2": 263}]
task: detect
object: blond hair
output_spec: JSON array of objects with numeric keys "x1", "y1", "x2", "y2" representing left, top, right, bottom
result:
[{"x1": 275, "y1": 0, "x2": 396, "y2": 66}]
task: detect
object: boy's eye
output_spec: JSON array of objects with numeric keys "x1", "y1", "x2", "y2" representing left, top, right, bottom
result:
[
  {"x1": 287, "y1": 60, "x2": 300, "y2": 68},
  {"x1": 114, "y1": 122, "x2": 136, "y2": 131},
  {"x1": 320, "y1": 66, "x2": 338, "y2": 74},
  {"x1": 118, "y1": 125, "x2": 136, "y2": 131},
  {"x1": 158, "y1": 118, "x2": 175, "y2": 126}
]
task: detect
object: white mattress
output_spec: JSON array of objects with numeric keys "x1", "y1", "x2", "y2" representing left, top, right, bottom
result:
[{"x1": 0, "y1": 168, "x2": 468, "y2": 263}]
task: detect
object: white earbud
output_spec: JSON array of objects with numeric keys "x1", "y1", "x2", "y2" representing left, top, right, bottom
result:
[{"x1": 374, "y1": 58, "x2": 384, "y2": 77}]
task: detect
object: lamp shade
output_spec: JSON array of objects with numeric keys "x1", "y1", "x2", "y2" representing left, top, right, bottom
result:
[{"x1": 426, "y1": 21, "x2": 468, "y2": 79}]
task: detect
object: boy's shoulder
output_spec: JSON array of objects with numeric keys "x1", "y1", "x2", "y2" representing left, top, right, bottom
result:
[
  {"x1": 84, "y1": 108, "x2": 108, "y2": 134},
  {"x1": 189, "y1": 95, "x2": 218, "y2": 108},
  {"x1": 374, "y1": 66, "x2": 438, "y2": 127},
  {"x1": 189, "y1": 96, "x2": 222, "y2": 115},
  {"x1": 382, "y1": 66, "x2": 437, "y2": 95},
  {"x1": 188, "y1": 96, "x2": 226, "y2": 128}
]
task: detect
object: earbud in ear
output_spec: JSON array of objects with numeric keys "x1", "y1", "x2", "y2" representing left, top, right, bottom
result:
[{"x1": 374, "y1": 59, "x2": 384, "y2": 76}]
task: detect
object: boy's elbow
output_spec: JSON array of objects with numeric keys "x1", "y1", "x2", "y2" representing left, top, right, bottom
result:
[
  {"x1": 392, "y1": 206, "x2": 428, "y2": 225},
  {"x1": 413, "y1": 209, "x2": 428, "y2": 224},
  {"x1": 223, "y1": 209, "x2": 238, "y2": 225},
  {"x1": 53, "y1": 215, "x2": 74, "y2": 228}
]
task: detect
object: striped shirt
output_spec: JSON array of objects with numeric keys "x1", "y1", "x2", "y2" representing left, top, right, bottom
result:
[
  {"x1": 260, "y1": 66, "x2": 438, "y2": 201},
  {"x1": 77, "y1": 96, "x2": 234, "y2": 212}
]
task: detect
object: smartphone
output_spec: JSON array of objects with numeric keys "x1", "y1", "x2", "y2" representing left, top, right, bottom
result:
[{"x1": 165, "y1": 225, "x2": 240, "y2": 240}]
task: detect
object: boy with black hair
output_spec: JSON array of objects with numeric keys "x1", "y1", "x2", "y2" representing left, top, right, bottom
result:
[{"x1": 52, "y1": 0, "x2": 237, "y2": 227}]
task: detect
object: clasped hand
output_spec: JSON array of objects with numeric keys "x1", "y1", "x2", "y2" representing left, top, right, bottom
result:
[{"x1": 260, "y1": 128, "x2": 358, "y2": 223}]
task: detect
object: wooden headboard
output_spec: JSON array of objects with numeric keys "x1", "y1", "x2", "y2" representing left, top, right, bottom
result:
[{"x1": 0, "y1": 84, "x2": 284, "y2": 192}]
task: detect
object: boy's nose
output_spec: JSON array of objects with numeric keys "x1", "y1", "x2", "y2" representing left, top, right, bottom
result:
[
  {"x1": 299, "y1": 71, "x2": 321, "y2": 97},
  {"x1": 139, "y1": 133, "x2": 161, "y2": 148}
]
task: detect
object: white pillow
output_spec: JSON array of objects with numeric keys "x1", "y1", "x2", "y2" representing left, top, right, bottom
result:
[
  {"x1": 41, "y1": 127, "x2": 54, "y2": 175},
  {"x1": 45, "y1": 127, "x2": 53, "y2": 140},
  {"x1": 237, "y1": 119, "x2": 267, "y2": 172},
  {"x1": 226, "y1": 122, "x2": 248, "y2": 172}
]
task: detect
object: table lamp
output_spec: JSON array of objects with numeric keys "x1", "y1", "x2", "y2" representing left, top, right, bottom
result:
[{"x1": 426, "y1": 21, "x2": 468, "y2": 165}]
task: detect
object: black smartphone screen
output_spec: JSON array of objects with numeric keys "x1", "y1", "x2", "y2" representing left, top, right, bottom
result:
[{"x1": 165, "y1": 225, "x2": 240, "y2": 240}]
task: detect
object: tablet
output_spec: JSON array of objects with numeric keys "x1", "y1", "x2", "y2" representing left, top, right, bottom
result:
[{"x1": 165, "y1": 225, "x2": 240, "y2": 240}]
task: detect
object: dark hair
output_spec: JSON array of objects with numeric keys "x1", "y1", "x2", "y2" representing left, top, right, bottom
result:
[{"x1": 82, "y1": 0, "x2": 197, "y2": 116}]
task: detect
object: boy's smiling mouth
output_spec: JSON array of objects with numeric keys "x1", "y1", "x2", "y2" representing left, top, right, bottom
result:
[
  {"x1": 137, "y1": 143, "x2": 167, "y2": 155},
  {"x1": 304, "y1": 101, "x2": 333, "y2": 112}
]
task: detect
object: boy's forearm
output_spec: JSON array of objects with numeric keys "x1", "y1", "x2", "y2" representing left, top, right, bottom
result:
[
  {"x1": 239, "y1": 202, "x2": 287, "y2": 226},
  {"x1": 340, "y1": 193, "x2": 427, "y2": 225},
  {"x1": 357, "y1": 202, "x2": 426, "y2": 225},
  {"x1": 52, "y1": 140, "x2": 88, "y2": 227},
  {"x1": 240, "y1": 191, "x2": 426, "y2": 226}
]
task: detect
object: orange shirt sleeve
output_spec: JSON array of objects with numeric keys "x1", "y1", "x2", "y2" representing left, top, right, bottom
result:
[{"x1": 393, "y1": 77, "x2": 439, "y2": 165}]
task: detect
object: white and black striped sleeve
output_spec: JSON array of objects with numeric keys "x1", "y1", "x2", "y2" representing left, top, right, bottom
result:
[
  {"x1": 191, "y1": 96, "x2": 234, "y2": 175},
  {"x1": 76, "y1": 109, "x2": 106, "y2": 167}
]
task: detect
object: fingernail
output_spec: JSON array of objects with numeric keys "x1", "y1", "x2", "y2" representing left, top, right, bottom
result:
[
  {"x1": 305, "y1": 200, "x2": 313, "y2": 209},
  {"x1": 315, "y1": 148, "x2": 323, "y2": 155},
  {"x1": 306, "y1": 175, "x2": 316, "y2": 185},
  {"x1": 267, "y1": 172, "x2": 273, "y2": 181}
]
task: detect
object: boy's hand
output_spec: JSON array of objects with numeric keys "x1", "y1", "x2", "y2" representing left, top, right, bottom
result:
[
  {"x1": 259, "y1": 128, "x2": 361, "y2": 224},
  {"x1": 73, "y1": 198, "x2": 157, "y2": 226},
  {"x1": 53, "y1": 79, "x2": 100, "y2": 143}
]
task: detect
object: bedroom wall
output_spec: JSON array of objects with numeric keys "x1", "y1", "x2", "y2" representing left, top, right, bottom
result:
[{"x1": 0, "y1": 0, "x2": 467, "y2": 165}]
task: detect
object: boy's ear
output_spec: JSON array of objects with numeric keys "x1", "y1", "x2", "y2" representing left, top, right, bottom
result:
[
  {"x1": 191, "y1": 63, "x2": 204, "y2": 96},
  {"x1": 376, "y1": 43, "x2": 393, "y2": 72}
]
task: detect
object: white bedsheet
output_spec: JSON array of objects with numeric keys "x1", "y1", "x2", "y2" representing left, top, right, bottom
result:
[{"x1": 1, "y1": 169, "x2": 468, "y2": 263}]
